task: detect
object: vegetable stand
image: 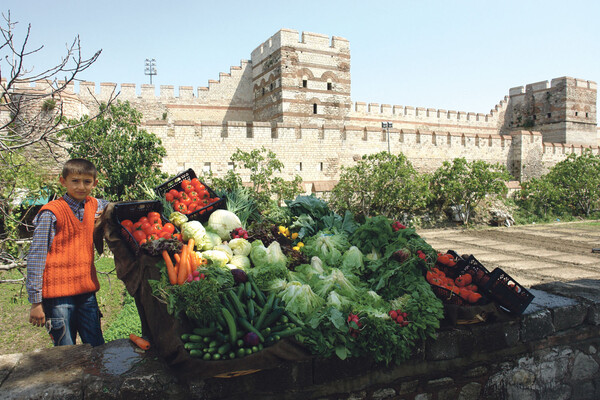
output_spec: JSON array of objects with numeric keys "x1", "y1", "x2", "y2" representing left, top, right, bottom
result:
[{"x1": 96, "y1": 182, "x2": 533, "y2": 379}]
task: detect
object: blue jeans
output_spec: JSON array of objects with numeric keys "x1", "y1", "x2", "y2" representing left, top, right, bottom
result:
[{"x1": 43, "y1": 292, "x2": 104, "y2": 347}]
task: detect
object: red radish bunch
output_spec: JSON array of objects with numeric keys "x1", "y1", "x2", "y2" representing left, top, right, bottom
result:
[
  {"x1": 417, "y1": 250, "x2": 427, "y2": 260},
  {"x1": 392, "y1": 221, "x2": 406, "y2": 231},
  {"x1": 347, "y1": 313, "x2": 362, "y2": 338},
  {"x1": 389, "y1": 309, "x2": 409, "y2": 327},
  {"x1": 231, "y1": 227, "x2": 249, "y2": 239}
]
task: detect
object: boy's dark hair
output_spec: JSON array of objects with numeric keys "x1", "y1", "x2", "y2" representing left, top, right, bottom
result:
[{"x1": 62, "y1": 159, "x2": 98, "y2": 179}]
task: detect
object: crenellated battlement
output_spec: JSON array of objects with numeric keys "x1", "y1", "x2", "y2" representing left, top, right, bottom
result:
[
  {"x1": 509, "y1": 76, "x2": 598, "y2": 98},
  {"x1": 251, "y1": 29, "x2": 349, "y2": 65}
]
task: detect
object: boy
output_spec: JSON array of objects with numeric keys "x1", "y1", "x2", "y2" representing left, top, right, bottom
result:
[{"x1": 26, "y1": 159, "x2": 109, "y2": 347}]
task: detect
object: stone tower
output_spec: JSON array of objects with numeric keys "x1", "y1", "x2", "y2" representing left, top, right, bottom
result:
[
  {"x1": 506, "y1": 77, "x2": 597, "y2": 145},
  {"x1": 250, "y1": 29, "x2": 352, "y2": 126}
]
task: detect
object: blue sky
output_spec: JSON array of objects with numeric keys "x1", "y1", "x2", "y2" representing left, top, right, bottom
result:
[{"x1": 3, "y1": 0, "x2": 599, "y2": 114}]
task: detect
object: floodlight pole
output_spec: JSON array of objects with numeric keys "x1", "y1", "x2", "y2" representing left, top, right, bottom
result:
[
  {"x1": 382, "y1": 122, "x2": 393, "y2": 153},
  {"x1": 144, "y1": 58, "x2": 157, "y2": 85}
]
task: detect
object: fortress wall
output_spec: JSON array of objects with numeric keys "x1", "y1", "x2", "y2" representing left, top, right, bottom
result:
[{"x1": 145, "y1": 120, "x2": 515, "y2": 184}]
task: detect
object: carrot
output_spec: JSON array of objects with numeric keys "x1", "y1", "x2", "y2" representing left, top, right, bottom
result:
[
  {"x1": 177, "y1": 244, "x2": 189, "y2": 285},
  {"x1": 162, "y1": 250, "x2": 177, "y2": 285},
  {"x1": 129, "y1": 333, "x2": 150, "y2": 350}
]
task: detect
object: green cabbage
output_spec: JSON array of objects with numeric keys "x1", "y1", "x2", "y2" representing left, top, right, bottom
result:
[
  {"x1": 229, "y1": 238, "x2": 251, "y2": 257},
  {"x1": 279, "y1": 281, "x2": 324, "y2": 316},
  {"x1": 230, "y1": 255, "x2": 251, "y2": 270},
  {"x1": 200, "y1": 250, "x2": 230, "y2": 268},
  {"x1": 169, "y1": 212, "x2": 188, "y2": 228},
  {"x1": 197, "y1": 230, "x2": 222, "y2": 251},
  {"x1": 341, "y1": 246, "x2": 365, "y2": 275},
  {"x1": 214, "y1": 244, "x2": 233, "y2": 262},
  {"x1": 314, "y1": 268, "x2": 359, "y2": 298},
  {"x1": 181, "y1": 221, "x2": 206, "y2": 247},
  {"x1": 303, "y1": 232, "x2": 350, "y2": 267},
  {"x1": 249, "y1": 240, "x2": 287, "y2": 270},
  {"x1": 207, "y1": 209, "x2": 242, "y2": 240}
]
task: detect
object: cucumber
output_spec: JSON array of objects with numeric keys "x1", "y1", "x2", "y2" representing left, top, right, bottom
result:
[
  {"x1": 274, "y1": 327, "x2": 302, "y2": 338},
  {"x1": 193, "y1": 326, "x2": 217, "y2": 336},
  {"x1": 261, "y1": 307, "x2": 285, "y2": 328},
  {"x1": 189, "y1": 349, "x2": 204, "y2": 358},
  {"x1": 245, "y1": 281, "x2": 253, "y2": 299},
  {"x1": 228, "y1": 351, "x2": 236, "y2": 360},
  {"x1": 248, "y1": 276, "x2": 266, "y2": 306},
  {"x1": 188, "y1": 334, "x2": 205, "y2": 343},
  {"x1": 208, "y1": 340, "x2": 219, "y2": 348},
  {"x1": 248, "y1": 299, "x2": 256, "y2": 322},
  {"x1": 221, "y1": 307, "x2": 237, "y2": 345},
  {"x1": 236, "y1": 347, "x2": 246, "y2": 358},
  {"x1": 217, "y1": 342, "x2": 232, "y2": 355},
  {"x1": 236, "y1": 317, "x2": 265, "y2": 343},
  {"x1": 285, "y1": 311, "x2": 305, "y2": 327},
  {"x1": 212, "y1": 353, "x2": 221, "y2": 360},
  {"x1": 185, "y1": 342, "x2": 205, "y2": 350},
  {"x1": 254, "y1": 293, "x2": 275, "y2": 330},
  {"x1": 222, "y1": 296, "x2": 238, "y2": 319},
  {"x1": 180, "y1": 333, "x2": 191, "y2": 342},
  {"x1": 236, "y1": 284, "x2": 245, "y2": 300},
  {"x1": 228, "y1": 290, "x2": 248, "y2": 320},
  {"x1": 202, "y1": 353, "x2": 211, "y2": 360}
]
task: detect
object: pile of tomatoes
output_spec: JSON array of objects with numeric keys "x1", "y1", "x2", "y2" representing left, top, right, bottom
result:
[
  {"x1": 121, "y1": 211, "x2": 181, "y2": 245},
  {"x1": 164, "y1": 177, "x2": 220, "y2": 215}
]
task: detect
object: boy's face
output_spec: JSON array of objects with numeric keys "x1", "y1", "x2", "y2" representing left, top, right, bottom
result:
[{"x1": 59, "y1": 173, "x2": 98, "y2": 202}]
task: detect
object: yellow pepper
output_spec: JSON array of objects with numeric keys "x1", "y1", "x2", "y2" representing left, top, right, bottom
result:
[
  {"x1": 291, "y1": 232, "x2": 298, "y2": 240},
  {"x1": 293, "y1": 246, "x2": 300, "y2": 251}
]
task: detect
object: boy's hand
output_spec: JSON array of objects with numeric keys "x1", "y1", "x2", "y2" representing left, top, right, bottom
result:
[{"x1": 29, "y1": 303, "x2": 45, "y2": 327}]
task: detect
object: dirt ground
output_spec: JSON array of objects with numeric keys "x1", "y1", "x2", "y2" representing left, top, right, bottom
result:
[{"x1": 417, "y1": 221, "x2": 600, "y2": 288}]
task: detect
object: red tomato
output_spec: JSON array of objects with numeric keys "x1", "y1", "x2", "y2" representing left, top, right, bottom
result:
[
  {"x1": 175, "y1": 203, "x2": 188, "y2": 214},
  {"x1": 138, "y1": 216, "x2": 149, "y2": 224},
  {"x1": 188, "y1": 202, "x2": 197, "y2": 213},
  {"x1": 172, "y1": 201, "x2": 181, "y2": 211},
  {"x1": 133, "y1": 230, "x2": 147, "y2": 243},
  {"x1": 168, "y1": 189, "x2": 180, "y2": 198},
  {"x1": 121, "y1": 220, "x2": 133, "y2": 228},
  {"x1": 139, "y1": 239, "x2": 147, "y2": 246},
  {"x1": 165, "y1": 192, "x2": 174, "y2": 202},
  {"x1": 190, "y1": 196, "x2": 200, "y2": 203},
  {"x1": 158, "y1": 231, "x2": 172, "y2": 240},
  {"x1": 162, "y1": 223, "x2": 175, "y2": 234},
  {"x1": 147, "y1": 233, "x2": 159, "y2": 241},
  {"x1": 181, "y1": 179, "x2": 191, "y2": 188},
  {"x1": 183, "y1": 184, "x2": 195, "y2": 194},
  {"x1": 133, "y1": 221, "x2": 144, "y2": 231},
  {"x1": 173, "y1": 233, "x2": 183, "y2": 242},
  {"x1": 140, "y1": 222, "x2": 152, "y2": 232},
  {"x1": 188, "y1": 190, "x2": 198, "y2": 198},
  {"x1": 199, "y1": 190, "x2": 209, "y2": 199},
  {"x1": 148, "y1": 211, "x2": 160, "y2": 220},
  {"x1": 180, "y1": 196, "x2": 192, "y2": 207},
  {"x1": 180, "y1": 192, "x2": 189, "y2": 201}
]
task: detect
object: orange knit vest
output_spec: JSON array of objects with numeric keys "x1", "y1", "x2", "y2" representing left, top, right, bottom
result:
[{"x1": 40, "y1": 197, "x2": 100, "y2": 299}]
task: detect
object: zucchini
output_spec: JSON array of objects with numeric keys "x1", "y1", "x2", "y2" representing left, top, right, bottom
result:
[
  {"x1": 228, "y1": 290, "x2": 248, "y2": 320},
  {"x1": 248, "y1": 276, "x2": 266, "y2": 305},
  {"x1": 193, "y1": 326, "x2": 217, "y2": 336},
  {"x1": 236, "y1": 283, "x2": 245, "y2": 300},
  {"x1": 221, "y1": 307, "x2": 237, "y2": 345},
  {"x1": 222, "y1": 295, "x2": 238, "y2": 319},
  {"x1": 236, "y1": 317, "x2": 265, "y2": 343}
]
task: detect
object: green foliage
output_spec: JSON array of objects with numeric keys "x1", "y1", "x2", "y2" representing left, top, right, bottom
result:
[
  {"x1": 329, "y1": 152, "x2": 430, "y2": 220},
  {"x1": 102, "y1": 292, "x2": 142, "y2": 341},
  {"x1": 430, "y1": 157, "x2": 510, "y2": 224},
  {"x1": 59, "y1": 101, "x2": 167, "y2": 201}
]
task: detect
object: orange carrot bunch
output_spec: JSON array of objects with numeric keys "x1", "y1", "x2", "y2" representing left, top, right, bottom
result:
[{"x1": 161, "y1": 238, "x2": 208, "y2": 286}]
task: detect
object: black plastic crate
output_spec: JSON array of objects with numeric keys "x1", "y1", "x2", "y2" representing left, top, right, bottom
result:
[
  {"x1": 484, "y1": 268, "x2": 534, "y2": 315},
  {"x1": 154, "y1": 168, "x2": 226, "y2": 223},
  {"x1": 435, "y1": 250, "x2": 467, "y2": 279},
  {"x1": 113, "y1": 200, "x2": 172, "y2": 256},
  {"x1": 430, "y1": 284, "x2": 468, "y2": 306},
  {"x1": 459, "y1": 255, "x2": 493, "y2": 289}
]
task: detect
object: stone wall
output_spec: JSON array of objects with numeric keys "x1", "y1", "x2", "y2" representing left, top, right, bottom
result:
[{"x1": 1, "y1": 279, "x2": 598, "y2": 399}]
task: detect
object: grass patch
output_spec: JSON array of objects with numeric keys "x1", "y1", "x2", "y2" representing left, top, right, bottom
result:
[{"x1": 0, "y1": 256, "x2": 135, "y2": 355}]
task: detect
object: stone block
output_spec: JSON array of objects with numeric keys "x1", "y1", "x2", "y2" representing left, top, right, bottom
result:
[
  {"x1": 527, "y1": 288, "x2": 587, "y2": 331},
  {"x1": 312, "y1": 356, "x2": 378, "y2": 385},
  {"x1": 520, "y1": 309, "x2": 554, "y2": 342},
  {"x1": 470, "y1": 320, "x2": 520, "y2": 352},
  {"x1": 425, "y1": 329, "x2": 475, "y2": 360}
]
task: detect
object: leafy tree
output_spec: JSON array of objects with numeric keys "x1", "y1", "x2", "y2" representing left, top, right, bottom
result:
[
  {"x1": 430, "y1": 158, "x2": 510, "y2": 224},
  {"x1": 546, "y1": 150, "x2": 600, "y2": 217},
  {"x1": 228, "y1": 147, "x2": 303, "y2": 208},
  {"x1": 329, "y1": 151, "x2": 430, "y2": 221},
  {"x1": 59, "y1": 101, "x2": 167, "y2": 201},
  {"x1": 515, "y1": 176, "x2": 561, "y2": 219},
  {"x1": 0, "y1": 11, "x2": 114, "y2": 272}
]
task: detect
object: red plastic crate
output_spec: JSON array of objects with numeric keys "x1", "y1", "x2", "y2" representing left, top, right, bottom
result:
[
  {"x1": 113, "y1": 200, "x2": 176, "y2": 256},
  {"x1": 154, "y1": 168, "x2": 226, "y2": 223},
  {"x1": 484, "y1": 268, "x2": 535, "y2": 315}
]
